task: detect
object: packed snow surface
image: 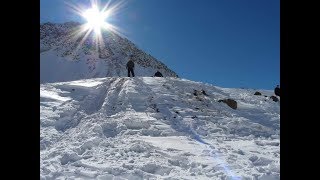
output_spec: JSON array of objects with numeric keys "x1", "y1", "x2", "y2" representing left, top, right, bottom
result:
[{"x1": 40, "y1": 77, "x2": 280, "y2": 180}]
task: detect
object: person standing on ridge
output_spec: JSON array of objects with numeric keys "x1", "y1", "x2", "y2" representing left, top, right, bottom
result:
[
  {"x1": 274, "y1": 85, "x2": 280, "y2": 96},
  {"x1": 126, "y1": 55, "x2": 135, "y2": 77}
]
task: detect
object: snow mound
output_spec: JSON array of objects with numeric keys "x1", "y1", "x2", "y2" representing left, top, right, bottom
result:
[{"x1": 41, "y1": 77, "x2": 280, "y2": 179}]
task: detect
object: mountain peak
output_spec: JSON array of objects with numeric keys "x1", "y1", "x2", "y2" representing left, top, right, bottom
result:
[{"x1": 40, "y1": 22, "x2": 178, "y2": 83}]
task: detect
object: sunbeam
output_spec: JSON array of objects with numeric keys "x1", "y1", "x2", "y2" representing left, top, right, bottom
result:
[{"x1": 65, "y1": 0, "x2": 126, "y2": 56}]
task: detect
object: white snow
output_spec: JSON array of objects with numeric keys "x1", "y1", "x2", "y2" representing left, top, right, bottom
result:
[{"x1": 40, "y1": 77, "x2": 280, "y2": 179}]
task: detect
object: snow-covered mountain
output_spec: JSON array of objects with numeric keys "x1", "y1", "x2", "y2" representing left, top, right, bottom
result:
[
  {"x1": 40, "y1": 77, "x2": 280, "y2": 179},
  {"x1": 40, "y1": 22, "x2": 178, "y2": 83}
]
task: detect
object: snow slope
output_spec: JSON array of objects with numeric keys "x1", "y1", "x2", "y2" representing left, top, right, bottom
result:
[
  {"x1": 40, "y1": 77, "x2": 280, "y2": 180},
  {"x1": 40, "y1": 22, "x2": 178, "y2": 83}
]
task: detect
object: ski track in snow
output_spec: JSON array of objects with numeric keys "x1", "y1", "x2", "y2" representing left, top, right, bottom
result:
[{"x1": 40, "y1": 77, "x2": 280, "y2": 180}]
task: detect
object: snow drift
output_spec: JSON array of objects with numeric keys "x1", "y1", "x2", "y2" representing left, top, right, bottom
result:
[{"x1": 40, "y1": 77, "x2": 280, "y2": 179}]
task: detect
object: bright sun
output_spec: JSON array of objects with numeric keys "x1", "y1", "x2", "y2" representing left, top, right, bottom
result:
[
  {"x1": 66, "y1": 0, "x2": 124, "y2": 51},
  {"x1": 82, "y1": 5, "x2": 110, "y2": 33}
]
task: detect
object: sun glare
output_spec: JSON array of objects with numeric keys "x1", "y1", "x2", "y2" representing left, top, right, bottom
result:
[
  {"x1": 65, "y1": 0, "x2": 126, "y2": 54},
  {"x1": 82, "y1": 5, "x2": 109, "y2": 33}
]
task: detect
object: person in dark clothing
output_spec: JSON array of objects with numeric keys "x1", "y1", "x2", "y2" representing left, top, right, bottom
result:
[
  {"x1": 274, "y1": 85, "x2": 280, "y2": 96},
  {"x1": 154, "y1": 71, "x2": 163, "y2": 77},
  {"x1": 126, "y1": 56, "x2": 135, "y2": 77}
]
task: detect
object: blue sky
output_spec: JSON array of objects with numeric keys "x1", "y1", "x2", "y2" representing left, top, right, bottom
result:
[{"x1": 41, "y1": 0, "x2": 279, "y2": 90}]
